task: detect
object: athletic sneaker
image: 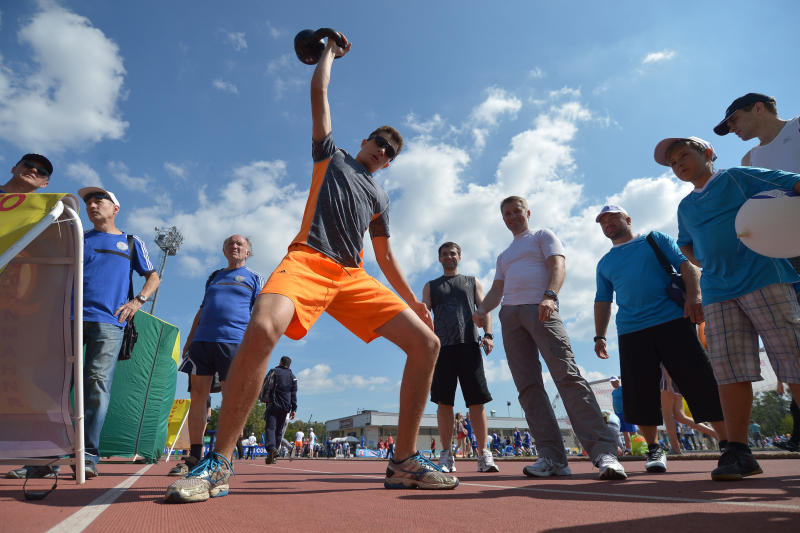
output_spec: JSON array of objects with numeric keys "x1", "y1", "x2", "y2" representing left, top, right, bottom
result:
[
  {"x1": 477, "y1": 449, "x2": 500, "y2": 472},
  {"x1": 522, "y1": 457, "x2": 571, "y2": 478},
  {"x1": 645, "y1": 445, "x2": 667, "y2": 473},
  {"x1": 5, "y1": 466, "x2": 56, "y2": 479},
  {"x1": 265, "y1": 448, "x2": 279, "y2": 465},
  {"x1": 594, "y1": 453, "x2": 627, "y2": 480},
  {"x1": 164, "y1": 452, "x2": 233, "y2": 503},
  {"x1": 168, "y1": 456, "x2": 198, "y2": 477},
  {"x1": 384, "y1": 451, "x2": 459, "y2": 489},
  {"x1": 437, "y1": 448, "x2": 456, "y2": 473},
  {"x1": 711, "y1": 445, "x2": 762, "y2": 481}
]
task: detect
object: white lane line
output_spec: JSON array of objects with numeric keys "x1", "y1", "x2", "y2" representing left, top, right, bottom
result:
[
  {"x1": 46, "y1": 464, "x2": 153, "y2": 533},
  {"x1": 261, "y1": 464, "x2": 800, "y2": 511}
]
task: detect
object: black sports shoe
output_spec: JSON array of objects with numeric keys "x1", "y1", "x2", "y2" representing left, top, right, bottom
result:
[
  {"x1": 711, "y1": 445, "x2": 762, "y2": 481},
  {"x1": 265, "y1": 448, "x2": 279, "y2": 465}
]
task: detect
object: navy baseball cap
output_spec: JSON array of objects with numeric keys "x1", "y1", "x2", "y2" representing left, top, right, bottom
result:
[
  {"x1": 19, "y1": 154, "x2": 53, "y2": 176},
  {"x1": 714, "y1": 93, "x2": 773, "y2": 136}
]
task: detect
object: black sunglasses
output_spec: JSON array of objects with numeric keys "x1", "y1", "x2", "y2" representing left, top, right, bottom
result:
[
  {"x1": 370, "y1": 135, "x2": 396, "y2": 161},
  {"x1": 83, "y1": 192, "x2": 113, "y2": 203},
  {"x1": 21, "y1": 159, "x2": 50, "y2": 177}
]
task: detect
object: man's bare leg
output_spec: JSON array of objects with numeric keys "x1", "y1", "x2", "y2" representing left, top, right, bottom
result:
[
  {"x1": 468, "y1": 404, "x2": 488, "y2": 451},
  {"x1": 437, "y1": 403, "x2": 454, "y2": 452},
  {"x1": 376, "y1": 308, "x2": 440, "y2": 460},
  {"x1": 718, "y1": 381, "x2": 753, "y2": 443},
  {"x1": 213, "y1": 294, "x2": 295, "y2": 459},
  {"x1": 188, "y1": 375, "x2": 213, "y2": 447}
]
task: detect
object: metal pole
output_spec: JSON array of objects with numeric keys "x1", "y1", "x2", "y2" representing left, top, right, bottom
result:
[{"x1": 148, "y1": 251, "x2": 168, "y2": 314}]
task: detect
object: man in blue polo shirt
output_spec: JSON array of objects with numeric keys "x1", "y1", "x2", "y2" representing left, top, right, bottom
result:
[
  {"x1": 593, "y1": 205, "x2": 726, "y2": 475},
  {"x1": 654, "y1": 136, "x2": 800, "y2": 480},
  {"x1": 170, "y1": 234, "x2": 264, "y2": 476},
  {"x1": 80, "y1": 186, "x2": 159, "y2": 476}
]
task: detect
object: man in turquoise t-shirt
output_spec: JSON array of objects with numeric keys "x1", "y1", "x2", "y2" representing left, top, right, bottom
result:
[
  {"x1": 594, "y1": 204, "x2": 725, "y2": 475},
  {"x1": 171, "y1": 234, "x2": 264, "y2": 476},
  {"x1": 654, "y1": 135, "x2": 800, "y2": 481}
]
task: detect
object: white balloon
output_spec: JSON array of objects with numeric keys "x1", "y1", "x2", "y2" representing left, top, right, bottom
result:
[{"x1": 735, "y1": 190, "x2": 800, "y2": 258}]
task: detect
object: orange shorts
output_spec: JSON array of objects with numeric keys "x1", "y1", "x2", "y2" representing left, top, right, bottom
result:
[{"x1": 260, "y1": 244, "x2": 407, "y2": 342}]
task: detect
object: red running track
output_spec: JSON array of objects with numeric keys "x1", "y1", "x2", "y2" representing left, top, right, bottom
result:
[{"x1": 2, "y1": 456, "x2": 799, "y2": 532}]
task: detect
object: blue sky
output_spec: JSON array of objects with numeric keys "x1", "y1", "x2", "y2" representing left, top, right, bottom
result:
[{"x1": 2, "y1": 0, "x2": 798, "y2": 423}]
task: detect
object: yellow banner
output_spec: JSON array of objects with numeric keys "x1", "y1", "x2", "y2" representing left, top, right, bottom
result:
[
  {"x1": 165, "y1": 399, "x2": 191, "y2": 449},
  {"x1": 0, "y1": 193, "x2": 67, "y2": 263}
]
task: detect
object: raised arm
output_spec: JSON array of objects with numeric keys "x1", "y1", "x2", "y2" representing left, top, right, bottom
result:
[
  {"x1": 310, "y1": 34, "x2": 350, "y2": 142},
  {"x1": 372, "y1": 235, "x2": 433, "y2": 330}
]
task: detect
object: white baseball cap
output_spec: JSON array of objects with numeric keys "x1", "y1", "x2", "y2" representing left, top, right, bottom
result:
[
  {"x1": 653, "y1": 136, "x2": 717, "y2": 166},
  {"x1": 595, "y1": 205, "x2": 628, "y2": 222},
  {"x1": 78, "y1": 186, "x2": 120, "y2": 207}
]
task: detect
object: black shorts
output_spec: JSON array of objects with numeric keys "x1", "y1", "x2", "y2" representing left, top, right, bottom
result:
[
  {"x1": 178, "y1": 341, "x2": 239, "y2": 381},
  {"x1": 430, "y1": 342, "x2": 492, "y2": 407},
  {"x1": 618, "y1": 317, "x2": 723, "y2": 426}
]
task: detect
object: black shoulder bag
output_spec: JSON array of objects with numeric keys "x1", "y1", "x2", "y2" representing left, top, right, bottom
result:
[
  {"x1": 118, "y1": 234, "x2": 138, "y2": 361},
  {"x1": 645, "y1": 232, "x2": 686, "y2": 308}
]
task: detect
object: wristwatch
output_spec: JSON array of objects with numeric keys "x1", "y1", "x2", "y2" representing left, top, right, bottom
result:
[
  {"x1": 483, "y1": 333, "x2": 493, "y2": 340},
  {"x1": 543, "y1": 289, "x2": 558, "y2": 301},
  {"x1": 135, "y1": 294, "x2": 147, "y2": 304}
]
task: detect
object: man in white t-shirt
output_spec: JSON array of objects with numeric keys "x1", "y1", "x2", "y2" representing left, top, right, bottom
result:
[
  {"x1": 713, "y1": 92, "x2": 800, "y2": 171},
  {"x1": 473, "y1": 196, "x2": 626, "y2": 480},
  {"x1": 714, "y1": 92, "x2": 800, "y2": 279}
]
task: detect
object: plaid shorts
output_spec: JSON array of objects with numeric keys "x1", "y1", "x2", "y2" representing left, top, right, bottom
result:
[{"x1": 704, "y1": 283, "x2": 800, "y2": 385}]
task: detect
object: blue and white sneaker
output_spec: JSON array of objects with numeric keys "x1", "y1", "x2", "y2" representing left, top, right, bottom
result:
[
  {"x1": 384, "y1": 451, "x2": 459, "y2": 489},
  {"x1": 164, "y1": 452, "x2": 233, "y2": 503}
]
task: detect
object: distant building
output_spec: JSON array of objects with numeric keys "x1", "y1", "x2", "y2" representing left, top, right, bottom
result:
[{"x1": 324, "y1": 410, "x2": 579, "y2": 452}]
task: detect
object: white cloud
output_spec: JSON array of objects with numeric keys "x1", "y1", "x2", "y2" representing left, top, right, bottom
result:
[
  {"x1": 0, "y1": 4, "x2": 127, "y2": 152},
  {"x1": 223, "y1": 30, "x2": 247, "y2": 51},
  {"x1": 528, "y1": 67, "x2": 545, "y2": 79},
  {"x1": 65, "y1": 161, "x2": 103, "y2": 188},
  {"x1": 125, "y1": 159, "x2": 306, "y2": 277},
  {"x1": 642, "y1": 50, "x2": 676, "y2": 64},
  {"x1": 212, "y1": 78, "x2": 239, "y2": 95},
  {"x1": 484, "y1": 358, "x2": 513, "y2": 383},
  {"x1": 265, "y1": 54, "x2": 305, "y2": 100},
  {"x1": 296, "y1": 364, "x2": 390, "y2": 393},
  {"x1": 471, "y1": 87, "x2": 522, "y2": 127},
  {"x1": 108, "y1": 160, "x2": 152, "y2": 191},
  {"x1": 164, "y1": 162, "x2": 188, "y2": 180},
  {"x1": 265, "y1": 20, "x2": 280, "y2": 39}
]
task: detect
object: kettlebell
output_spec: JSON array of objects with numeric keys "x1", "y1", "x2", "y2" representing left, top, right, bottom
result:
[{"x1": 294, "y1": 28, "x2": 346, "y2": 65}]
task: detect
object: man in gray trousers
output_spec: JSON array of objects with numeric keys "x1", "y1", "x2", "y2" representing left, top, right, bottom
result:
[{"x1": 473, "y1": 196, "x2": 625, "y2": 480}]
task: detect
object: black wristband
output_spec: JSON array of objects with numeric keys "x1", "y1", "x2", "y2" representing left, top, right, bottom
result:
[
  {"x1": 483, "y1": 333, "x2": 493, "y2": 340},
  {"x1": 593, "y1": 336, "x2": 606, "y2": 342}
]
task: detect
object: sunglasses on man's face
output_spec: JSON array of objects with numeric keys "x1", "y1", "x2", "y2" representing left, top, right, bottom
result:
[
  {"x1": 20, "y1": 160, "x2": 50, "y2": 178},
  {"x1": 83, "y1": 192, "x2": 113, "y2": 203},
  {"x1": 371, "y1": 135, "x2": 396, "y2": 161}
]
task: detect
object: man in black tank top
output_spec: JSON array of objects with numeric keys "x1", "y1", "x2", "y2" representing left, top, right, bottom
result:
[{"x1": 422, "y1": 242, "x2": 499, "y2": 473}]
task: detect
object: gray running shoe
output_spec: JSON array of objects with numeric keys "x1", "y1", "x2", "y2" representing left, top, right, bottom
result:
[
  {"x1": 164, "y1": 452, "x2": 233, "y2": 503},
  {"x1": 477, "y1": 449, "x2": 500, "y2": 472},
  {"x1": 523, "y1": 457, "x2": 571, "y2": 477},
  {"x1": 437, "y1": 448, "x2": 456, "y2": 473},
  {"x1": 595, "y1": 453, "x2": 627, "y2": 480},
  {"x1": 645, "y1": 445, "x2": 667, "y2": 473},
  {"x1": 384, "y1": 451, "x2": 459, "y2": 489}
]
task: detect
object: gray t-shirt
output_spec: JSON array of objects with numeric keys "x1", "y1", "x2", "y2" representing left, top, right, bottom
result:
[
  {"x1": 290, "y1": 134, "x2": 390, "y2": 268},
  {"x1": 429, "y1": 274, "x2": 479, "y2": 346}
]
